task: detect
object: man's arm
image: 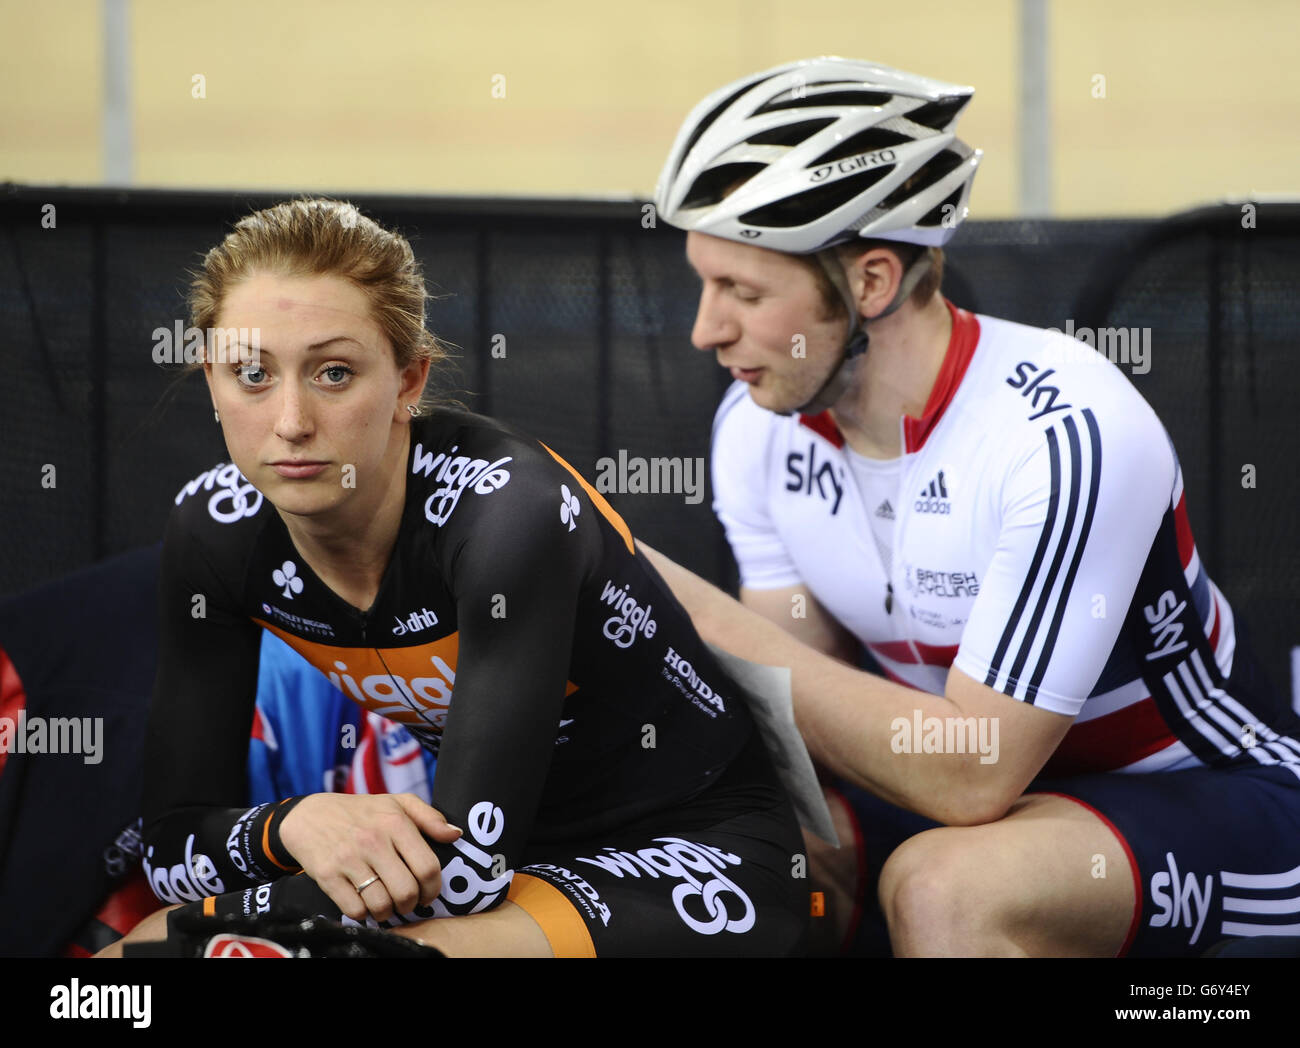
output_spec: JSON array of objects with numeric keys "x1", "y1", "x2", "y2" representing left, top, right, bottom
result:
[
  {"x1": 739, "y1": 583, "x2": 863, "y2": 664},
  {"x1": 639, "y1": 541, "x2": 1070, "y2": 826}
]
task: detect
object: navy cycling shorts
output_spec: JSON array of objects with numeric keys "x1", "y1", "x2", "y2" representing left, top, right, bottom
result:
[{"x1": 834, "y1": 762, "x2": 1300, "y2": 958}]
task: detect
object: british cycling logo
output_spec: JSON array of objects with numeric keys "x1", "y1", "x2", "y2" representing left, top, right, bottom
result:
[
  {"x1": 174, "y1": 462, "x2": 264, "y2": 523},
  {"x1": 574, "y1": 837, "x2": 755, "y2": 936},
  {"x1": 599, "y1": 578, "x2": 658, "y2": 649},
  {"x1": 904, "y1": 563, "x2": 980, "y2": 599},
  {"x1": 412, "y1": 442, "x2": 512, "y2": 526}
]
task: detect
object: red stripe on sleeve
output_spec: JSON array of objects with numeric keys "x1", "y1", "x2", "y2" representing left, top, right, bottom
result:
[{"x1": 1040, "y1": 697, "x2": 1177, "y2": 777}]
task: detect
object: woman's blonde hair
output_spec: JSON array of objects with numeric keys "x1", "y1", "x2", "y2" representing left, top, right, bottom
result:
[{"x1": 188, "y1": 197, "x2": 449, "y2": 411}]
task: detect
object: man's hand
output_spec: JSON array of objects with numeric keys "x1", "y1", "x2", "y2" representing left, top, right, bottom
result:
[{"x1": 278, "y1": 793, "x2": 462, "y2": 923}]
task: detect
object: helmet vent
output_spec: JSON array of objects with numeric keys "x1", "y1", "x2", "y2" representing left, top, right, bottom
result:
[
  {"x1": 812, "y1": 127, "x2": 912, "y2": 165},
  {"x1": 917, "y1": 186, "x2": 967, "y2": 228},
  {"x1": 676, "y1": 77, "x2": 778, "y2": 184},
  {"x1": 905, "y1": 95, "x2": 970, "y2": 131},
  {"x1": 682, "y1": 163, "x2": 768, "y2": 209},
  {"x1": 755, "y1": 88, "x2": 893, "y2": 114},
  {"x1": 739, "y1": 166, "x2": 894, "y2": 228},
  {"x1": 746, "y1": 118, "x2": 835, "y2": 147},
  {"x1": 877, "y1": 149, "x2": 966, "y2": 214}
]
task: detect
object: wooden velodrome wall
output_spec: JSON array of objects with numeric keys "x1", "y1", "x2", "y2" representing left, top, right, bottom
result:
[{"x1": 2, "y1": 0, "x2": 1299, "y2": 217}]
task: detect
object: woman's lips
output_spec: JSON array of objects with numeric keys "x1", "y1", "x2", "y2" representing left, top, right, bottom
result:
[{"x1": 271, "y1": 461, "x2": 328, "y2": 479}]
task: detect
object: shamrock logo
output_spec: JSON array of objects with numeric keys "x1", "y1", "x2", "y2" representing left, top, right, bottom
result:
[
  {"x1": 272, "y1": 560, "x2": 304, "y2": 599},
  {"x1": 560, "y1": 484, "x2": 581, "y2": 532}
]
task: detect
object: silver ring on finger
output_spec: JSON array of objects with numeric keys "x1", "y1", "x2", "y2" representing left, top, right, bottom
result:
[{"x1": 354, "y1": 874, "x2": 381, "y2": 893}]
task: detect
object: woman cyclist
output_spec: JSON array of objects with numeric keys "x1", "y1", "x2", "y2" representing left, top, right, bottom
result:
[{"x1": 118, "y1": 198, "x2": 808, "y2": 958}]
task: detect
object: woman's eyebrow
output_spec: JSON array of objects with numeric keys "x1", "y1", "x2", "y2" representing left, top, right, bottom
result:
[
  {"x1": 305, "y1": 336, "x2": 364, "y2": 351},
  {"x1": 234, "y1": 335, "x2": 364, "y2": 355}
]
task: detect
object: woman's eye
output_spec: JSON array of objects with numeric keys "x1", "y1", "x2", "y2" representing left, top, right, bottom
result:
[
  {"x1": 234, "y1": 365, "x2": 267, "y2": 387},
  {"x1": 322, "y1": 364, "x2": 355, "y2": 384}
]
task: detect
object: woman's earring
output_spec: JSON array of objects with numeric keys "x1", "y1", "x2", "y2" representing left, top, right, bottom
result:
[
  {"x1": 214, "y1": 409, "x2": 221, "y2": 422},
  {"x1": 406, "y1": 404, "x2": 421, "y2": 418}
]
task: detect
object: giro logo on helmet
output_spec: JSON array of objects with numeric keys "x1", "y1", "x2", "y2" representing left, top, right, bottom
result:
[{"x1": 654, "y1": 56, "x2": 981, "y2": 253}]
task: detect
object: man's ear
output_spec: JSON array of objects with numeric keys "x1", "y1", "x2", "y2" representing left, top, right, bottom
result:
[{"x1": 848, "y1": 247, "x2": 905, "y2": 320}]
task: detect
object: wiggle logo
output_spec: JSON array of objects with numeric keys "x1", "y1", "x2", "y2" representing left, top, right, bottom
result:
[
  {"x1": 175, "y1": 463, "x2": 263, "y2": 523},
  {"x1": 574, "y1": 836, "x2": 754, "y2": 936}
]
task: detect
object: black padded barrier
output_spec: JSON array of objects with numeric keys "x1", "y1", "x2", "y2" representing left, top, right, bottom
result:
[{"x1": 0, "y1": 186, "x2": 1295, "y2": 694}]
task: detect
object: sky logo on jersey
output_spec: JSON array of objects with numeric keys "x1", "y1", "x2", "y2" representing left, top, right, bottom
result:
[
  {"x1": 1144, "y1": 590, "x2": 1189, "y2": 661},
  {"x1": 174, "y1": 462, "x2": 264, "y2": 523},
  {"x1": 1005, "y1": 361, "x2": 1073, "y2": 421},
  {"x1": 574, "y1": 837, "x2": 755, "y2": 936},
  {"x1": 1149, "y1": 851, "x2": 1213, "y2": 945},
  {"x1": 412, "y1": 442, "x2": 512, "y2": 527},
  {"x1": 599, "y1": 579, "x2": 658, "y2": 649},
  {"x1": 914, "y1": 471, "x2": 951, "y2": 514},
  {"x1": 785, "y1": 443, "x2": 845, "y2": 514}
]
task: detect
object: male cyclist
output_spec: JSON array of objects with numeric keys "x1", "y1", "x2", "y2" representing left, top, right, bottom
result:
[{"x1": 639, "y1": 56, "x2": 1300, "y2": 957}]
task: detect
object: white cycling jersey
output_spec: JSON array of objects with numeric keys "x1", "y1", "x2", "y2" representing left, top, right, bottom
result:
[{"x1": 713, "y1": 302, "x2": 1300, "y2": 778}]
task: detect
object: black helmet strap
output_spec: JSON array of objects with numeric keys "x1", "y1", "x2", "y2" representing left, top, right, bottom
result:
[{"x1": 788, "y1": 247, "x2": 931, "y2": 416}]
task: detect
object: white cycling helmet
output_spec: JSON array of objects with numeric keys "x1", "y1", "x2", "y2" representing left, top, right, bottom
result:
[
  {"x1": 655, "y1": 56, "x2": 982, "y2": 252},
  {"x1": 656, "y1": 56, "x2": 982, "y2": 414}
]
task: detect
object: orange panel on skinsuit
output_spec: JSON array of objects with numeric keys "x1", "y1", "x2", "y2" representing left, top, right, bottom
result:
[
  {"x1": 541, "y1": 443, "x2": 635, "y2": 555},
  {"x1": 255, "y1": 620, "x2": 461, "y2": 730},
  {"x1": 255, "y1": 620, "x2": 577, "y2": 733},
  {"x1": 507, "y1": 873, "x2": 597, "y2": 958}
]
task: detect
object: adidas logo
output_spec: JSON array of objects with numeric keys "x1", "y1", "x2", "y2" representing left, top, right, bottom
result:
[
  {"x1": 875, "y1": 500, "x2": 895, "y2": 520},
  {"x1": 914, "y1": 470, "x2": 951, "y2": 515}
]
